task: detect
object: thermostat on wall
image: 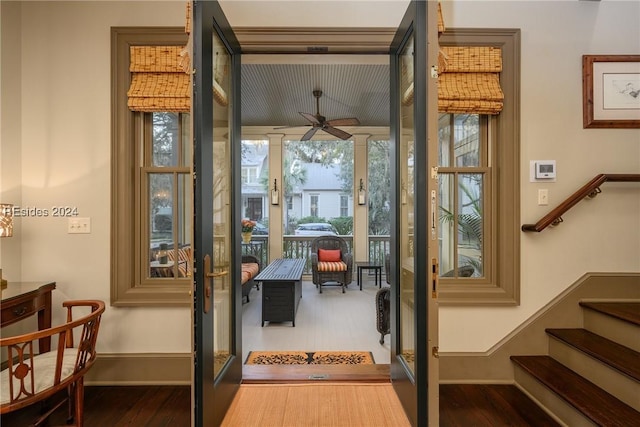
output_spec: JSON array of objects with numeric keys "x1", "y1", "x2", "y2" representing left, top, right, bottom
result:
[
  {"x1": 530, "y1": 160, "x2": 556, "y2": 182},
  {"x1": 535, "y1": 161, "x2": 556, "y2": 179}
]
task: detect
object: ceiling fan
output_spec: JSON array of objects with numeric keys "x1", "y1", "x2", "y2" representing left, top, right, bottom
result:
[{"x1": 278, "y1": 90, "x2": 361, "y2": 141}]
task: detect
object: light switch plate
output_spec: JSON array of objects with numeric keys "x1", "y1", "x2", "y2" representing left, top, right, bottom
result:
[
  {"x1": 538, "y1": 189, "x2": 549, "y2": 206},
  {"x1": 68, "y1": 217, "x2": 91, "y2": 234}
]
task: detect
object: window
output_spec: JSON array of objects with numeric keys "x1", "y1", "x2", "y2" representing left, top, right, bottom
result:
[
  {"x1": 286, "y1": 196, "x2": 293, "y2": 211},
  {"x1": 146, "y1": 113, "x2": 192, "y2": 279},
  {"x1": 241, "y1": 166, "x2": 259, "y2": 184},
  {"x1": 340, "y1": 195, "x2": 349, "y2": 217},
  {"x1": 438, "y1": 114, "x2": 487, "y2": 278},
  {"x1": 437, "y1": 28, "x2": 521, "y2": 305},
  {"x1": 111, "y1": 27, "x2": 191, "y2": 306},
  {"x1": 310, "y1": 195, "x2": 319, "y2": 217}
]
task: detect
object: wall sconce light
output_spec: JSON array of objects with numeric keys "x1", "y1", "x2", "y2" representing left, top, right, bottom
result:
[
  {"x1": 0, "y1": 204, "x2": 13, "y2": 237},
  {"x1": 358, "y1": 179, "x2": 366, "y2": 205},
  {"x1": 271, "y1": 179, "x2": 280, "y2": 205}
]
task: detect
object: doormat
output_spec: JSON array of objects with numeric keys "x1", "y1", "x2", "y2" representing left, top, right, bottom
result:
[{"x1": 245, "y1": 351, "x2": 375, "y2": 365}]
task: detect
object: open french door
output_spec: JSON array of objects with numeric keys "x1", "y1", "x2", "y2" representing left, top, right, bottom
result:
[
  {"x1": 389, "y1": 1, "x2": 440, "y2": 425},
  {"x1": 193, "y1": 1, "x2": 242, "y2": 426}
]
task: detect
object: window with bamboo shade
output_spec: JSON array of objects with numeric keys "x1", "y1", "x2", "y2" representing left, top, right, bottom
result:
[
  {"x1": 127, "y1": 46, "x2": 191, "y2": 113},
  {"x1": 438, "y1": 46, "x2": 504, "y2": 115}
]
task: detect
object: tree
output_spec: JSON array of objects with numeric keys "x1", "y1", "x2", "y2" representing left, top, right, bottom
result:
[
  {"x1": 366, "y1": 140, "x2": 391, "y2": 235},
  {"x1": 285, "y1": 139, "x2": 391, "y2": 235}
]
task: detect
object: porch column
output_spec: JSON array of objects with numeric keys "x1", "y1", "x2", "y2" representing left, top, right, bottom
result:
[
  {"x1": 353, "y1": 133, "x2": 370, "y2": 263},
  {"x1": 267, "y1": 133, "x2": 284, "y2": 261}
]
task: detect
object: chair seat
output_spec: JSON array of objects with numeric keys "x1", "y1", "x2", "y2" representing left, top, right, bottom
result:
[
  {"x1": 317, "y1": 261, "x2": 347, "y2": 272},
  {"x1": 1, "y1": 348, "x2": 78, "y2": 405}
]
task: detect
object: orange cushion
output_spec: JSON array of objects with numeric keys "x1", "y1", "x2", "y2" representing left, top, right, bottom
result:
[
  {"x1": 318, "y1": 249, "x2": 341, "y2": 262},
  {"x1": 317, "y1": 261, "x2": 348, "y2": 272},
  {"x1": 241, "y1": 263, "x2": 260, "y2": 284}
]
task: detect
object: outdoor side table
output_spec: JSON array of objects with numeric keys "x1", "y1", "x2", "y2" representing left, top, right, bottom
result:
[{"x1": 356, "y1": 262, "x2": 382, "y2": 290}]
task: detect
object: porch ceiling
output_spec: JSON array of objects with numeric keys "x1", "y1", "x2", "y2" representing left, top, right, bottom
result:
[{"x1": 241, "y1": 61, "x2": 391, "y2": 128}]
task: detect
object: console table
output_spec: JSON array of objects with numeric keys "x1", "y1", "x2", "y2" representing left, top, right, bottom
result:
[
  {"x1": 1, "y1": 281, "x2": 56, "y2": 352},
  {"x1": 254, "y1": 258, "x2": 305, "y2": 327}
]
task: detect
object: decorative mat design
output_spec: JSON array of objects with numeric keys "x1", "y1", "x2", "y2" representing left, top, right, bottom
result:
[{"x1": 245, "y1": 351, "x2": 375, "y2": 365}]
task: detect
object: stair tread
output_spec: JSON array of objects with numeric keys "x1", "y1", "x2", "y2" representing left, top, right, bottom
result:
[
  {"x1": 580, "y1": 301, "x2": 640, "y2": 326},
  {"x1": 511, "y1": 355, "x2": 640, "y2": 426},
  {"x1": 546, "y1": 328, "x2": 640, "y2": 382}
]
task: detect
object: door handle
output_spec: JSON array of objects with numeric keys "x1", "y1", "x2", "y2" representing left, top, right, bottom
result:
[
  {"x1": 203, "y1": 254, "x2": 229, "y2": 314},
  {"x1": 203, "y1": 254, "x2": 212, "y2": 314}
]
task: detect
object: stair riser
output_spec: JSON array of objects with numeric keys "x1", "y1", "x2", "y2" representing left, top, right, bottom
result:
[
  {"x1": 548, "y1": 338, "x2": 640, "y2": 410},
  {"x1": 514, "y1": 365, "x2": 595, "y2": 427},
  {"x1": 583, "y1": 310, "x2": 640, "y2": 352}
]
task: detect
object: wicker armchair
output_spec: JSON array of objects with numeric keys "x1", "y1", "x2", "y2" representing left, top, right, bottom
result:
[{"x1": 310, "y1": 235, "x2": 353, "y2": 293}]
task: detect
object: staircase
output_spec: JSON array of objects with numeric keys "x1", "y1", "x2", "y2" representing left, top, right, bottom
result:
[{"x1": 511, "y1": 302, "x2": 640, "y2": 426}]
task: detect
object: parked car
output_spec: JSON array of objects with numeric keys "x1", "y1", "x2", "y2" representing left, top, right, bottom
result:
[
  {"x1": 252, "y1": 223, "x2": 269, "y2": 235},
  {"x1": 294, "y1": 223, "x2": 338, "y2": 236}
]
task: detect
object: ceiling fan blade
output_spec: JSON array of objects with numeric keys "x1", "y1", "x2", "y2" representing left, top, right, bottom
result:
[
  {"x1": 323, "y1": 126, "x2": 352, "y2": 140},
  {"x1": 299, "y1": 112, "x2": 321, "y2": 125},
  {"x1": 325, "y1": 117, "x2": 360, "y2": 127},
  {"x1": 301, "y1": 127, "x2": 320, "y2": 141},
  {"x1": 273, "y1": 124, "x2": 311, "y2": 130}
]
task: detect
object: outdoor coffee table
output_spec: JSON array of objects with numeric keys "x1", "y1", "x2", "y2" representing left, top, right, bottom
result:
[{"x1": 254, "y1": 258, "x2": 305, "y2": 327}]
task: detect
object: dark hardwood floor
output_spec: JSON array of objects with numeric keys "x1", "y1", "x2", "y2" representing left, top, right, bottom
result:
[
  {"x1": 1, "y1": 386, "x2": 191, "y2": 427},
  {"x1": 1, "y1": 384, "x2": 560, "y2": 426}
]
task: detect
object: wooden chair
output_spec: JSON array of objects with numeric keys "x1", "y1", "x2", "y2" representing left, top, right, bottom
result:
[
  {"x1": 310, "y1": 235, "x2": 353, "y2": 293},
  {"x1": 1, "y1": 300, "x2": 105, "y2": 426}
]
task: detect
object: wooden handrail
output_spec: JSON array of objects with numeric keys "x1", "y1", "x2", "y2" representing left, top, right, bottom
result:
[{"x1": 521, "y1": 174, "x2": 640, "y2": 232}]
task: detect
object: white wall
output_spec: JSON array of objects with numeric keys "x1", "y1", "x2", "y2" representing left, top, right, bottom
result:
[
  {"x1": 0, "y1": 1, "x2": 23, "y2": 281},
  {"x1": 1, "y1": 1, "x2": 191, "y2": 354},
  {"x1": 438, "y1": 0, "x2": 640, "y2": 352},
  {"x1": 1, "y1": 0, "x2": 638, "y2": 357}
]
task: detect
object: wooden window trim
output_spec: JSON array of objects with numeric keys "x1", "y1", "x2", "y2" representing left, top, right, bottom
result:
[
  {"x1": 438, "y1": 28, "x2": 521, "y2": 305},
  {"x1": 111, "y1": 27, "x2": 190, "y2": 306}
]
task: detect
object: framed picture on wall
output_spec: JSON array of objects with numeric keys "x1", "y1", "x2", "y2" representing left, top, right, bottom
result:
[{"x1": 582, "y1": 54, "x2": 640, "y2": 128}]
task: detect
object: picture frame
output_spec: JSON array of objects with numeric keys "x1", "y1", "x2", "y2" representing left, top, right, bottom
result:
[{"x1": 582, "y1": 55, "x2": 640, "y2": 128}]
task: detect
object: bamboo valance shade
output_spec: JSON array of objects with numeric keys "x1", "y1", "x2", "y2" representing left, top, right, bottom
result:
[
  {"x1": 438, "y1": 46, "x2": 504, "y2": 114},
  {"x1": 127, "y1": 46, "x2": 190, "y2": 112}
]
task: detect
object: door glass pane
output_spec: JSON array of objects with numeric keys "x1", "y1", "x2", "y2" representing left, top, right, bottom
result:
[
  {"x1": 399, "y1": 34, "x2": 415, "y2": 374},
  {"x1": 212, "y1": 33, "x2": 232, "y2": 378}
]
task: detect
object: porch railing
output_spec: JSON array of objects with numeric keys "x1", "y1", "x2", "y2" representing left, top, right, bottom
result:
[
  {"x1": 219, "y1": 234, "x2": 391, "y2": 276},
  {"x1": 256, "y1": 235, "x2": 390, "y2": 275}
]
